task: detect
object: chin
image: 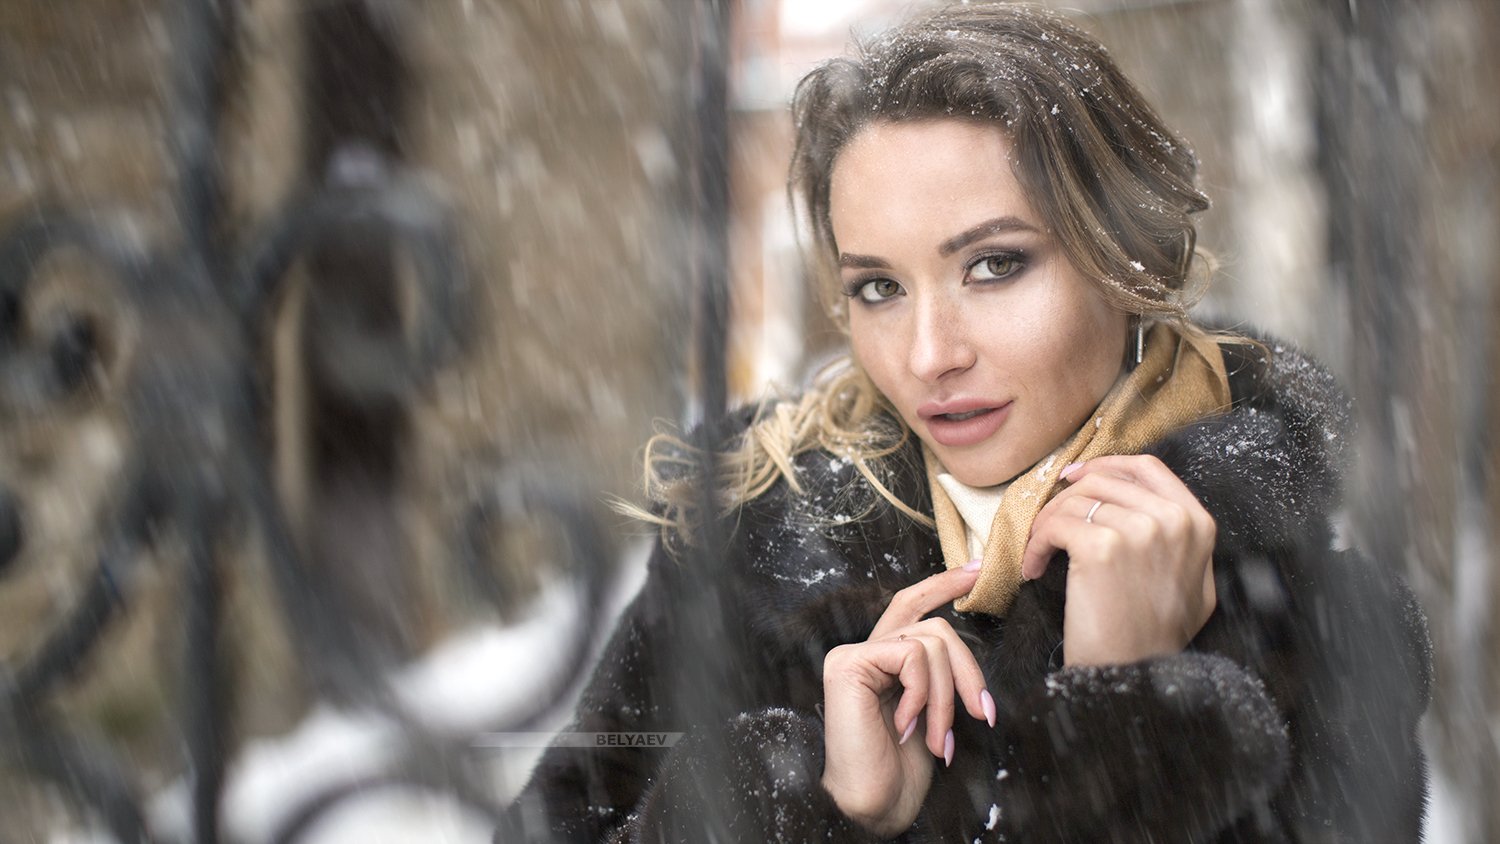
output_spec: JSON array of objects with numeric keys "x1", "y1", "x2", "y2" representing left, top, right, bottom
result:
[{"x1": 936, "y1": 454, "x2": 1026, "y2": 488}]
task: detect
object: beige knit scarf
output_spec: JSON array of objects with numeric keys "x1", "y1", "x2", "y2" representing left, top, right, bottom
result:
[{"x1": 926, "y1": 322, "x2": 1232, "y2": 616}]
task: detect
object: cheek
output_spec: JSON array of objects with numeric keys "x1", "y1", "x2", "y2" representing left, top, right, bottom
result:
[
  {"x1": 849, "y1": 313, "x2": 914, "y2": 416},
  {"x1": 848, "y1": 315, "x2": 890, "y2": 386},
  {"x1": 1020, "y1": 285, "x2": 1125, "y2": 397},
  {"x1": 1059, "y1": 304, "x2": 1127, "y2": 392}
]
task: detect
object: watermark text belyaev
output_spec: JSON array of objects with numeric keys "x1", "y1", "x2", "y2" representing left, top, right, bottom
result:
[{"x1": 473, "y1": 731, "x2": 683, "y2": 749}]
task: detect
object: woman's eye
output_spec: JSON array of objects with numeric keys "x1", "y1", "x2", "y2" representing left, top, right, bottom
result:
[
  {"x1": 856, "y1": 278, "x2": 904, "y2": 303},
  {"x1": 968, "y1": 253, "x2": 1024, "y2": 282}
]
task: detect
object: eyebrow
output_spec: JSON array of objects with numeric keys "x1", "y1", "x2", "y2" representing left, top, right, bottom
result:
[
  {"x1": 837, "y1": 253, "x2": 892, "y2": 269},
  {"x1": 837, "y1": 215, "x2": 1042, "y2": 269},
  {"x1": 938, "y1": 216, "x2": 1040, "y2": 256}
]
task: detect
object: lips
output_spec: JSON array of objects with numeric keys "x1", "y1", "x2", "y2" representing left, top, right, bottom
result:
[{"x1": 918, "y1": 399, "x2": 1012, "y2": 448}]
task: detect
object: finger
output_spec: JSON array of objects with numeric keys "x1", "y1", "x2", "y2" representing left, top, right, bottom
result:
[
  {"x1": 1024, "y1": 481, "x2": 1191, "y2": 581},
  {"x1": 1020, "y1": 492, "x2": 1062, "y2": 581},
  {"x1": 1061, "y1": 454, "x2": 1204, "y2": 512},
  {"x1": 1035, "y1": 470, "x2": 1158, "y2": 533},
  {"x1": 910, "y1": 617, "x2": 992, "y2": 726},
  {"x1": 1034, "y1": 466, "x2": 1136, "y2": 541},
  {"x1": 1021, "y1": 505, "x2": 1119, "y2": 581},
  {"x1": 1054, "y1": 474, "x2": 1195, "y2": 538},
  {"x1": 911, "y1": 634, "x2": 956, "y2": 760},
  {"x1": 845, "y1": 631, "x2": 960, "y2": 760},
  {"x1": 1020, "y1": 517, "x2": 1063, "y2": 582},
  {"x1": 890, "y1": 642, "x2": 933, "y2": 743},
  {"x1": 1024, "y1": 480, "x2": 1118, "y2": 580},
  {"x1": 1082, "y1": 471, "x2": 1216, "y2": 554},
  {"x1": 1202, "y1": 555, "x2": 1217, "y2": 617},
  {"x1": 870, "y1": 563, "x2": 982, "y2": 639},
  {"x1": 825, "y1": 639, "x2": 931, "y2": 734},
  {"x1": 1045, "y1": 469, "x2": 1213, "y2": 555}
]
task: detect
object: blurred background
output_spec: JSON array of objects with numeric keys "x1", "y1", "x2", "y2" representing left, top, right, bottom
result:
[{"x1": 0, "y1": 0, "x2": 1495, "y2": 840}]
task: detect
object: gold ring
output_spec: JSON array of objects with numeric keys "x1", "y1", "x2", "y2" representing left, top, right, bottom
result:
[{"x1": 1085, "y1": 500, "x2": 1104, "y2": 524}]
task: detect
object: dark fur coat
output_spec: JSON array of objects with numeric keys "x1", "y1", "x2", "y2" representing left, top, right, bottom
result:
[{"x1": 498, "y1": 337, "x2": 1432, "y2": 843}]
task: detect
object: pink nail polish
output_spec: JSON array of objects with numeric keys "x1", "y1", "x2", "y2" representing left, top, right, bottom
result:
[
  {"x1": 964, "y1": 558, "x2": 982, "y2": 572},
  {"x1": 900, "y1": 718, "x2": 918, "y2": 745},
  {"x1": 981, "y1": 690, "x2": 997, "y2": 728},
  {"x1": 1060, "y1": 461, "x2": 1084, "y2": 479},
  {"x1": 943, "y1": 729, "x2": 955, "y2": 767}
]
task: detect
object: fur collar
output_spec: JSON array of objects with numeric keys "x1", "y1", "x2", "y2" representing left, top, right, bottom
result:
[{"x1": 723, "y1": 334, "x2": 1354, "y2": 708}]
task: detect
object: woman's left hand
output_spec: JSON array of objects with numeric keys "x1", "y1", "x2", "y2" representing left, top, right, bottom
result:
[{"x1": 1020, "y1": 454, "x2": 1216, "y2": 667}]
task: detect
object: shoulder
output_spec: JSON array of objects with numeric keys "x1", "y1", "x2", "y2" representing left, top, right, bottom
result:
[
  {"x1": 1149, "y1": 327, "x2": 1352, "y2": 555},
  {"x1": 725, "y1": 403, "x2": 931, "y2": 559},
  {"x1": 1146, "y1": 330, "x2": 1432, "y2": 835},
  {"x1": 697, "y1": 403, "x2": 940, "y2": 680}
]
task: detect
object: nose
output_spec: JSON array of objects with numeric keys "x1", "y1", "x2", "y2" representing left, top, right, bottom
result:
[{"x1": 908, "y1": 290, "x2": 975, "y2": 384}]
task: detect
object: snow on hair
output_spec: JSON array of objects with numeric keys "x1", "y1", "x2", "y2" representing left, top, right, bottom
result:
[{"x1": 630, "y1": 3, "x2": 1216, "y2": 543}]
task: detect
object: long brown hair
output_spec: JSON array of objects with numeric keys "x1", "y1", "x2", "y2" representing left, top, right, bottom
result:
[
  {"x1": 792, "y1": 2, "x2": 1210, "y2": 326},
  {"x1": 635, "y1": 2, "x2": 1215, "y2": 546}
]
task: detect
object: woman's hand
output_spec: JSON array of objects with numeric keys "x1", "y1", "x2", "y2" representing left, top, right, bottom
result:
[
  {"x1": 820, "y1": 564, "x2": 995, "y2": 837},
  {"x1": 1021, "y1": 454, "x2": 1217, "y2": 667}
]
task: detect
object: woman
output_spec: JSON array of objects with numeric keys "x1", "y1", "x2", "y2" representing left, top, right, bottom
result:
[{"x1": 499, "y1": 4, "x2": 1431, "y2": 842}]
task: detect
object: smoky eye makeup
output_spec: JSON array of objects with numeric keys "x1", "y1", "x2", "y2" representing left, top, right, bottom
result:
[
  {"x1": 840, "y1": 274, "x2": 875, "y2": 298},
  {"x1": 842, "y1": 275, "x2": 903, "y2": 303},
  {"x1": 964, "y1": 249, "x2": 1030, "y2": 283}
]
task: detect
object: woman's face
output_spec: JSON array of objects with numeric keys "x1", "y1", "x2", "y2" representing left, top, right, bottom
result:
[{"x1": 830, "y1": 119, "x2": 1128, "y2": 487}]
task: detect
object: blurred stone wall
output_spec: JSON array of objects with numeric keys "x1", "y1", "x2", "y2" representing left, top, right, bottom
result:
[
  {"x1": 404, "y1": 0, "x2": 694, "y2": 485},
  {"x1": 4, "y1": 0, "x2": 1497, "y2": 837},
  {"x1": 0, "y1": 3, "x2": 182, "y2": 831},
  {"x1": 1331, "y1": 1, "x2": 1500, "y2": 839},
  {"x1": 0, "y1": 0, "x2": 697, "y2": 834},
  {"x1": 1061, "y1": 1, "x2": 1329, "y2": 350}
]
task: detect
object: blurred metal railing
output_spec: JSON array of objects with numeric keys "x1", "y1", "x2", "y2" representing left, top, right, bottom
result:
[{"x1": 0, "y1": 0, "x2": 658, "y2": 840}]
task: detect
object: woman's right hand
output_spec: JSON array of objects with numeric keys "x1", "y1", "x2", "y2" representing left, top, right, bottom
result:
[{"x1": 820, "y1": 562, "x2": 995, "y2": 837}]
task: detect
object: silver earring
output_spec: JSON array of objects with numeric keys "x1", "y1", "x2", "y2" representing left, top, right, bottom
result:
[{"x1": 1135, "y1": 319, "x2": 1145, "y2": 366}]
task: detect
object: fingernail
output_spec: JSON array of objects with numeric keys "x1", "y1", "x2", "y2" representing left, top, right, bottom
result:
[
  {"x1": 1060, "y1": 461, "x2": 1084, "y2": 480},
  {"x1": 943, "y1": 729, "x2": 955, "y2": 767},
  {"x1": 981, "y1": 690, "x2": 997, "y2": 728},
  {"x1": 899, "y1": 718, "x2": 918, "y2": 745},
  {"x1": 964, "y1": 558, "x2": 982, "y2": 572}
]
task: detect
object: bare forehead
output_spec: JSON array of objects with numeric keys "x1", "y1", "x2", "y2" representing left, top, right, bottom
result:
[
  {"x1": 836, "y1": 119, "x2": 1013, "y2": 171},
  {"x1": 829, "y1": 119, "x2": 1038, "y2": 239}
]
